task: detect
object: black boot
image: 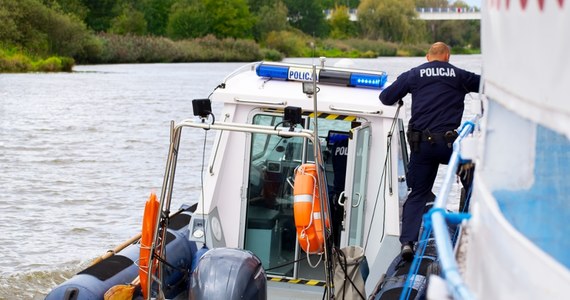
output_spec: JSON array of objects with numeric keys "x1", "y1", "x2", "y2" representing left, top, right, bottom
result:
[{"x1": 401, "y1": 243, "x2": 414, "y2": 262}]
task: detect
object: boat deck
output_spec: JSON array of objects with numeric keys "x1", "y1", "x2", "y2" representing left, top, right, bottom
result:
[{"x1": 267, "y1": 280, "x2": 325, "y2": 300}]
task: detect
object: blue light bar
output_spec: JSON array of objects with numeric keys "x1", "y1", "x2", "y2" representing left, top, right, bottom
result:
[
  {"x1": 319, "y1": 69, "x2": 351, "y2": 86},
  {"x1": 350, "y1": 72, "x2": 387, "y2": 89},
  {"x1": 256, "y1": 64, "x2": 289, "y2": 79},
  {"x1": 255, "y1": 62, "x2": 388, "y2": 89}
]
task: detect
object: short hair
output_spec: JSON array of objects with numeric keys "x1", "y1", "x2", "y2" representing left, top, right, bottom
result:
[{"x1": 428, "y1": 42, "x2": 450, "y2": 57}]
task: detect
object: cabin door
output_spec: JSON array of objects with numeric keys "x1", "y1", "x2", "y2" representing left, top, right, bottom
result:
[
  {"x1": 342, "y1": 123, "x2": 371, "y2": 247},
  {"x1": 243, "y1": 112, "x2": 354, "y2": 281}
]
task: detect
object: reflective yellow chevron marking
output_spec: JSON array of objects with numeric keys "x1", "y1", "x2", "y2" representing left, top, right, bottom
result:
[
  {"x1": 260, "y1": 108, "x2": 356, "y2": 122},
  {"x1": 267, "y1": 275, "x2": 326, "y2": 287},
  {"x1": 307, "y1": 112, "x2": 356, "y2": 122}
]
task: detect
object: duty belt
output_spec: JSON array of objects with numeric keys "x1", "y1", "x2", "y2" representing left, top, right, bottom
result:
[
  {"x1": 421, "y1": 131, "x2": 458, "y2": 143},
  {"x1": 407, "y1": 128, "x2": 458, "y2": 151}
]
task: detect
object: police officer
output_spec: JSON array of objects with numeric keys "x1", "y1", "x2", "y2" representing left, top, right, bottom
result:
[{"x1": 379, "y1": 42, "x2": 480, "y2": 261}]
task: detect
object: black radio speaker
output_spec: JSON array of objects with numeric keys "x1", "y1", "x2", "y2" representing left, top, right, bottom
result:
[
  {"x1": 284, "y1": 106, "x2": 302, "y2": 127},
  {"x1": 192, "y1": 99, "x2": 212, "y2": 118}
]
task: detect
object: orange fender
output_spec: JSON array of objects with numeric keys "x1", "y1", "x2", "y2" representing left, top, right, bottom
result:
[{"x1": 139, "y1": 192, "x2": 160, "y2": 299}]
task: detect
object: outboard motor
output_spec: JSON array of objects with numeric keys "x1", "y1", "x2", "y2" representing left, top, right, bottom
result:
[{"x1": 190, "y1": 248, "x2": 267, "y2": 300}]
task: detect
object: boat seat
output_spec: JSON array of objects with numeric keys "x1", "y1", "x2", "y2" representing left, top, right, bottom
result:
[{"x1": 247, "y1": 206, "x2": 279, "y2": 229}]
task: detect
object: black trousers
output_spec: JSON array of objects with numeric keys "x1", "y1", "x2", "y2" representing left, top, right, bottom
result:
[{"x1": 400, "y1": 140, "x2": 453, "y2": 245}]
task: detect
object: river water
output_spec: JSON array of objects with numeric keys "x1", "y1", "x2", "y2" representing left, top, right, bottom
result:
[{"x1": 0, "y1": 56, "x2": 480, "y2": 299}]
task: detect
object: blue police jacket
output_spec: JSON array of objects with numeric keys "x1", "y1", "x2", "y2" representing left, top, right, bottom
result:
[{"x1": 379, "y1": 60, "x2": 480, "y2": 133}]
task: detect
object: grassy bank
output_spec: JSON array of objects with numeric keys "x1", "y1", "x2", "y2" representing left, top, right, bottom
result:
[
  {"x1": 87, "y1": 33, "x2": 418, "y2": 64},
  {"x1": 1, "y1": 34, "x2": 480, "y2": 72},
  {"x1": 0, "y1": 48, "x2": 74, "y2": 73}
]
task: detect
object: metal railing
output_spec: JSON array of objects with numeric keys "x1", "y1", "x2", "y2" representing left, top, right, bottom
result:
[
  {"x1": 429, "y1": 120, "x2": 477, "y2": 300},
  {"x1": 416, "y1": 7, "x2": 480, "y2": 13},
  {"x1": 400, "y1": 119, "x2": 478, "y2": 300},
  {"x1": 324, "y1": 7, "x2": 481, "y2": 21}
]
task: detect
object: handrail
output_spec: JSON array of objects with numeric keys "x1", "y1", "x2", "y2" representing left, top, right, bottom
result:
[
  {"x1": 176, "y1": 120, "x2": 315, "y2": 139},
  {"x1": 329, "y1": 105, "x2": 383, "y2": 115},
  {"x1": 431, "y1": 120, "x2": 477, "y2": 300},
  {"x1": 221, "y1": 62, "x2": 259, "y2": 84},
  {"x1": 416, "y1": 7, "x2": 480, "y2": 13},
  {"x1": 234, "y1": 98, "x2": 287, "y2": 106},
  {"x1": 208, "y1": 114, "x2": 231, "y2": 175},
  {"x1": 400, "y1": 119, "x2": 478, "y2": 300},
  {"x1": 146, "y1": 119, "x2": 318, "y2": 299}
]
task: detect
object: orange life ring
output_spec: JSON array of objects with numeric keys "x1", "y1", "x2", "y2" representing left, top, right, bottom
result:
[
  {"x1": 293, "y1": 164, "x2": 329, "y2": 254},
  {"x1": 139, "y1": 192, "x2": 160, "y2": 299}
]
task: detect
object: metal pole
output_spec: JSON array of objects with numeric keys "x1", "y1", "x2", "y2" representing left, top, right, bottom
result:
[
  {"x1": 147, "y1": 121, "x2": 182, "y2": 299},
  {"x1": 312, "y1": 67, "x2": 319, "y2": 159},
  {"x1": 311, "y1": 64, "x2": 334, "y2": 299}
]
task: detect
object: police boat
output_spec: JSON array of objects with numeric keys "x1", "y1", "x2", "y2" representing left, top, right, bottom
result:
[
  {"x1": 47, "y1": 59, "x2": 453, "y2": 300},
  {"x1": 47, "y1": 3, "x2": 570, "y2": 298}
]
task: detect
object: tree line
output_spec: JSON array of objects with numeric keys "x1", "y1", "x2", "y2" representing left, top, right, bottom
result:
[{"x1": 0, "y1": 0, "x2": 480, "y2": 71}]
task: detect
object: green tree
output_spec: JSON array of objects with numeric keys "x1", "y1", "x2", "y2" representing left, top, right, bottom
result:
[
  {"x1": 322, "y1": 0, "x2": 361, "y2": 8},
  {"x1": 422, "y1": 1, "x2": 480, "y2": 49},
  {"x1": 142, "y1": 0, "x2": 175, "y2": 36},
  {"x1": 433, "y1": 20, "x2": 463, "y2": 46},
  {"x1": 463, "y1": 20, "x2": 480, "y2": 49},
  {"x1": 166, "y1": 1, "x2": 209, "y2": 39},
  {"x1": 265, "y1": 30, "x2": 309, "y2": 57},
  {"x1": 205, "y1": 0, "x2": 254, "y2": 38},
  {"x1": 283, "y1": 0, "x2": 328, "y2": 37},
  {"x1": 415, "y1": 0, "x2": 449, "y2": 8},
  {"x1": 81, "y1": 0, "x2": 118, "y2": 32},
  {"x1": 248, "y1": 0, "x2": 272, "y2": 12},
  {"x1": 109, "y1": 5, "x2": 147, "y2": 36},
  {"x1": 0, "y1": 3, "x2": 21, "y2": 47},
  {"x1": 41, "y1": 0, "x2": 89, "y2": 20},
  {"x1": 1, "y1": 0, "x2": 49, "y2": 53},
  {"x1": 47, "y1": 16, "x2": 92, "y2": 57},
  {"x1": 0, "y1": 0, "x2": 93, "y2": 58},
  {"x1": 167, "y1": 0, "x2": 254, "y2": 39},
  {"x1": 358, "y1": 0, "x2": 426, "y2": 43},
  {"x1": 450, "y1": 1, "x2": 471, "y2": 8},
  {"x1": 328, "y1": 5, "x2": 356, "y2": 39},
  {"x1": 427, "y1": 19, "x2": 479, "y2": 49},
  {"x1": 254, "y1": 0, "x2": 288, "y2": 41}
]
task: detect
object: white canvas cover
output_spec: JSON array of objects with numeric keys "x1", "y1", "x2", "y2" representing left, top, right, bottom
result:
[
  {"x1": 463, "y1": 2, "x2": 570, "y2": 298},
  {"x1": 482, "y1": 0, "x2": 570, "y2": 138},
  {"x1": 333, "y1": 246, "x2": 366, "y2": 299}
]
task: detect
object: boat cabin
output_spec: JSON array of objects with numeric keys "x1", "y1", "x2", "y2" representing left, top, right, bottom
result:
[{"x1": 181, "y1": 61, "x2": 409, "y2": 297}]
